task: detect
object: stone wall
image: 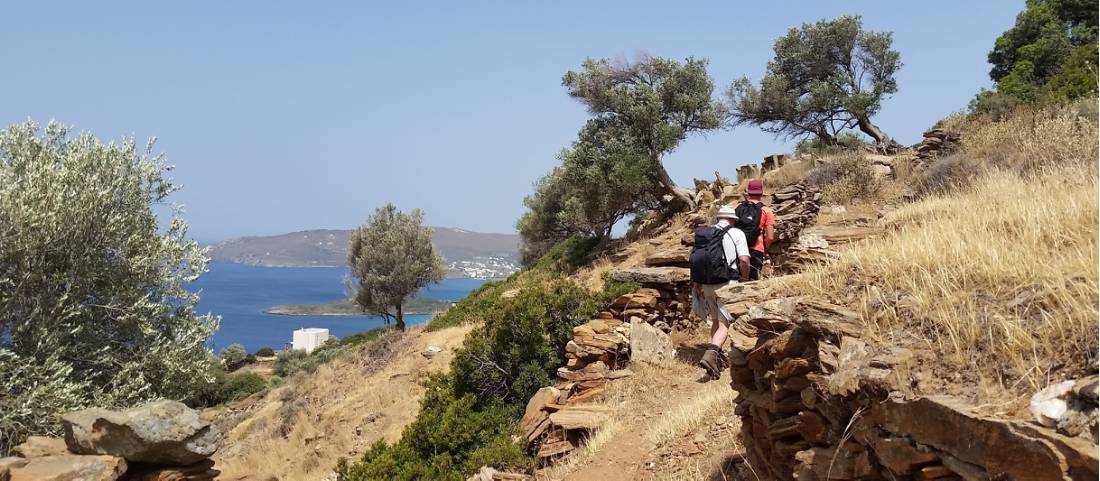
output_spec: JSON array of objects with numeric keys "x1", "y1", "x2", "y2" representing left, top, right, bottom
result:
[{"x1": 722, "y1": 289, "x2": 1099, "y2": 481}]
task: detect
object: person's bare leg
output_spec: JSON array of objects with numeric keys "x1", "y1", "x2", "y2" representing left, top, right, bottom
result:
[{"x1": 709, "y1": 315, "x2": 729, "y2": 348}]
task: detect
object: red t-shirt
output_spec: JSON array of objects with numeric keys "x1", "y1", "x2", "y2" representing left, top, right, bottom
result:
[{"x1": 748, "y1": 199, "x2": 774, "y2": 253}]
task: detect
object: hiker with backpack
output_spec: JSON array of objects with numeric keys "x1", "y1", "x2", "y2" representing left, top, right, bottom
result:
[
  {"x1": 690, "y1": 205, "x2": 751, "y2": 380},
  {"x1": 741, "y1": 179, "x2": 775, "y2": 280}
]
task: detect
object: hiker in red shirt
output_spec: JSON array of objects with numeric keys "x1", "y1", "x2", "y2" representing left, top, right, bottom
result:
[{"x1": 743, "y1": 179, "x2": 775, "y2": 280}]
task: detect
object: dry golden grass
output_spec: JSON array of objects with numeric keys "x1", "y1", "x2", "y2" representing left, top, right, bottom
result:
[
  {"x1": 775, "y1": 103, "x2": 1099, "y2": 396},
  {"x1": 762, "y1": 159, "x2": 814, "y2": 188},
  {"x1": 645, "y1": 381, "x2": 733, "y2": 445},
  {"x1": 213, "y1": 325, "x2": 474, "y2": 480}
]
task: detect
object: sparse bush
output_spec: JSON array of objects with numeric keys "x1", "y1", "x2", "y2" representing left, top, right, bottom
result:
[
  {"x1": 220, "y1": 344, "x2": 249, "y2": 370},
  {"x1": 794, "y1": 132, "x2": 869, "y2": 157},
  {"x1": 913, "y1": 153, "x2": 972, "y2": 196},
  {"x1": 219, "y1": 372, "x2": 267, "y2": 402},
  {"x1": 806, "y1": 154, "x2": 880, "y2": 204},
  {"x1": 0, "y1": 121, "x2": 217, "y2": 454},
  {"x1": 254, "y1": 347, "x2": 275, "y2": 357},
  {"x1": 273, "y1": 349, "x2": 315, "y2": 378},
  {"x1": 968, "y1": 89, "x2": 1023, "y2": 120}
]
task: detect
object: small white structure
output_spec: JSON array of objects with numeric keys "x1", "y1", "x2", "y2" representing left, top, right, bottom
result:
[{"x1": 292, "y1": 327, "x2": 331, "y2": 354}]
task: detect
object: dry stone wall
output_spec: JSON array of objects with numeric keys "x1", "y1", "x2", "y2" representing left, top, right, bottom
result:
[
  {"x1": 916, "y1": 128, "x2": 961, "y2": 165},
  {"x1": 721, "y1": 288, "x2": 1100, "y2": 481}
]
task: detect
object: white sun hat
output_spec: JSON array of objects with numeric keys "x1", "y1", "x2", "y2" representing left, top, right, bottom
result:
[{"x1": 716, "y1": 205, "x2": 739, "y2": 220}]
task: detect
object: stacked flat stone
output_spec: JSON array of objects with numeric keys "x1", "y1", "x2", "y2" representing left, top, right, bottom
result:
[
  {"x1": 915, "y1": 128, "x2": 961, "y2": 164},
  {"x1": 721, "y1": 291, "x2": 1099, "y2": 481}
]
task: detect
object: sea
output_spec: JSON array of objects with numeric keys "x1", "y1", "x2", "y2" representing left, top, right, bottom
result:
[{"x1": 193, "y1": 262, "x2": 487, "y2": 352}]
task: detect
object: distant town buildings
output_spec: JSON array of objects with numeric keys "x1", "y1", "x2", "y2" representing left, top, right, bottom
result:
[{"x1": 447, "y1": 255, "x2": 519, "y2": 279}]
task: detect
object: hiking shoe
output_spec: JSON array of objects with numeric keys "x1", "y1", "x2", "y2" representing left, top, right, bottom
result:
[{"x1": 700, "y1": 349, "x2": 722, "y2": 380}]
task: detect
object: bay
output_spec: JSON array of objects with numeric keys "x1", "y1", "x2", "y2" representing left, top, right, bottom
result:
[{"x1": 193, "y1": 262, "x2": 488, "y2": 352}]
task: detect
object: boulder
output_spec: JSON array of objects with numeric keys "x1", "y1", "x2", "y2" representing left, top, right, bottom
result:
[
  {"x1": 62, "y1": 400, "x2": 220, "y2": 466},
  {"x1": 7, "y1": 454, "x2": 126, "y2": 481},
  {"x1": 14, "y1": 436, "x2": 69, "y2": 458},
  {"x1": 871, "y1": 163, "x2": 893, "y2": 179},
  {"x1": 629, "y1": 318, "x2": 673, "y2": 367},
  {"x1": 608, "y1": 267, "x2": 690, "y2": 285}
]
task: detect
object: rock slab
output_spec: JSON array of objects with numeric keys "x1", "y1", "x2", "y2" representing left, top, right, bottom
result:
[
  {"x1": 629, "y1": 318, "x2": 673, "y2": 367},
  {"x1": 608, "y1": 267, "x2": 689, "y2": 285},
  {"x1": 62, "y1": 400, "x2": 220, "y2": 466},
  {"x1": 14, "y1": 436, "x2": 70, "y2": 458},
  {"x1": 7, "y1": 454, "x2": 126, "y2": 481}
]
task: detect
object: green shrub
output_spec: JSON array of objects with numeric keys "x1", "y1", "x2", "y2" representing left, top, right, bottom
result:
[
  {"x1": 220, "y1": 344, "x2": 248, "y2": 370},
  {"x1": 254, "y1": 347, "x2": 275, "y2": 357},
  {"x1": 342, "y1": 256, "x2": 634, "y2": 480},
  {"x1": 794, "y1": 132, "x2": 869, "y2": 156},
  {"x1": 273, "y1": 349, "x2": 315, "y2": 377},
  {"x1": 219, "y1": 372, "x2": 267, "y2": 402}
]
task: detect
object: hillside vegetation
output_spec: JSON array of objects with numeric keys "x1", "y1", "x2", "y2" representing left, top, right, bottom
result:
[{"x1": 775, "y1": 101, "x2": 1098, "y2": 402}]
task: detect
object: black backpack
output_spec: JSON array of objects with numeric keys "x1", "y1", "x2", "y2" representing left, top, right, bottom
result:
[
  {"x1": 690, "y1": 225, "x2": 738, "y2": 284},
  {"x1": 734, "y1": 201, "x2": 763, "y2": 247}
]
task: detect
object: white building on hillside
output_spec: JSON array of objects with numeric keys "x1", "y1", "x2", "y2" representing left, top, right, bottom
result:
[{"x1": 292, "y1": 327, "x2": 331, "y2": 354}]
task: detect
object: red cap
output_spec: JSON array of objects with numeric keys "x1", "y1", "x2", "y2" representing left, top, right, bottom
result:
[{"x1": 746, "y1": 179, "x2": 764, "y2": 195}]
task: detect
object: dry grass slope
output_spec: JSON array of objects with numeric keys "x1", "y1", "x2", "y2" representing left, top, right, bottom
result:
[{"x1": 776, "y1": 103, "x2": 1098, "y2": 399}]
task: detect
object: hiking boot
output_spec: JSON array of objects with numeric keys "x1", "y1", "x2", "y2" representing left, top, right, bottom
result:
[{"x1": 699, "y1": 348, "x2": 724, "y2": 380}]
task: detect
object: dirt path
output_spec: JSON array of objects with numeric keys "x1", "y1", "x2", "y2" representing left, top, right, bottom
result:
[{"x1": 541, "y1": 334, "x2": 744, "y2": 481}]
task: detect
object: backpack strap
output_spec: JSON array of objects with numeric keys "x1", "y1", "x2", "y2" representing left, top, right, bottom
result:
[{"x1": 717, "y1": 225, "x2": 740, "y2": 269}]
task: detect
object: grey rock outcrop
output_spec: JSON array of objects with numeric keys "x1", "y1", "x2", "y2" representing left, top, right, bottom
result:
[{"x1": 62, "y1": 400, "x2": 220, "y2": 466}]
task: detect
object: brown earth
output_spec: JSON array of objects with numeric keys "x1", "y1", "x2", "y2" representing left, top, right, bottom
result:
[{"x1": 209, "y1": 324, "x2": 473, "y2": 481}]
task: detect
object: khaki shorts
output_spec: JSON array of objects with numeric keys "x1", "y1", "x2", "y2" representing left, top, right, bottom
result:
[{"x1": 693, "y1": 282, "x2": 733, "y2": 322}]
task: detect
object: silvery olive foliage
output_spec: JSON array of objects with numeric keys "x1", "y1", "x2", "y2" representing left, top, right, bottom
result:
[
  {"x1": 562, "y1": 55, "x2": 726, "y2": 210},
  {"x1": 0, "y1": 120, "x2": 219, "y2": 453},
  {"x1": 729, "y1": 15, "x2": 901, "y2": 147},
  {"x1": 219, "y1": 343, "x2": 249, "y2": 370},
  {"x1": 348, "y1": 204, "x2": 446, "y2": 331}
]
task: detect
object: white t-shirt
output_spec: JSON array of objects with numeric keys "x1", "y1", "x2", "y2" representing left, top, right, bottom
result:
[{"x1": 715, "y1": 220, "x2": 750, "y2": 271}]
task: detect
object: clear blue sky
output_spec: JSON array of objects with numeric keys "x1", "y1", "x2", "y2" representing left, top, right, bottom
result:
[{"x1": 1, "y1": 1, "x2": 1021, "y2": 241}]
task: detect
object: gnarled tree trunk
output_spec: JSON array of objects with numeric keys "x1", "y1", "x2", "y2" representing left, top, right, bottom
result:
[
  {"x1": 652, "y1": 155, "x2": 696, "y2": 211},
  {"x1": 856, "y1": 116, "x2": 901, "y2": 152}
]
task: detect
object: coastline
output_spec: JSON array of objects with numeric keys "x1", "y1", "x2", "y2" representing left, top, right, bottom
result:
[{"x1": 266, "y1": 297, "x2": 454, "y2": 316}]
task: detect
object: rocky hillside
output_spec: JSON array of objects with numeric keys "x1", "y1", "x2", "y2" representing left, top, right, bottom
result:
[
  {"x1": 208, "y1": 227, "x2": 520, "y2": 278},
  {"x1": 503, "y1": 105, "x2": 1097, "y2": 480}
]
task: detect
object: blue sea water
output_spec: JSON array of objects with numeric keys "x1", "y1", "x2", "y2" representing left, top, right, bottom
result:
[{"x1": 193, "y1": 262, "x2": 487, "y2": 352}]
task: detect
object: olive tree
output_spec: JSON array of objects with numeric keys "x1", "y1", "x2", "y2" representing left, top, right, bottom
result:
[
  {"x1": 219, "y1": 344, "x2": 248, "y2": 370},
  {"x1": 562, "y1": 55, "x2": 726, "y2": 210},
  {"x1": 0, "y1": 121, "x2": 219, "y2": 453},
  {"x1": 729, "y1": 16, "x2": 901, "y2": 149},
  {"x1": 348, "y1": 204, "x2": 446, "y2": 331},
  {"x1": 516, "y1": 119, "x2": 658, "y2": 263}
]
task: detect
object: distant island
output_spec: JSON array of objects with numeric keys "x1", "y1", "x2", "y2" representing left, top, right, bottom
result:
[
  {"x1": 267, "y1": 296, "x2": 454, "y2": 316},
  {"x1": 209, "y1": 227, "x2": 521, "y2": 279}
]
